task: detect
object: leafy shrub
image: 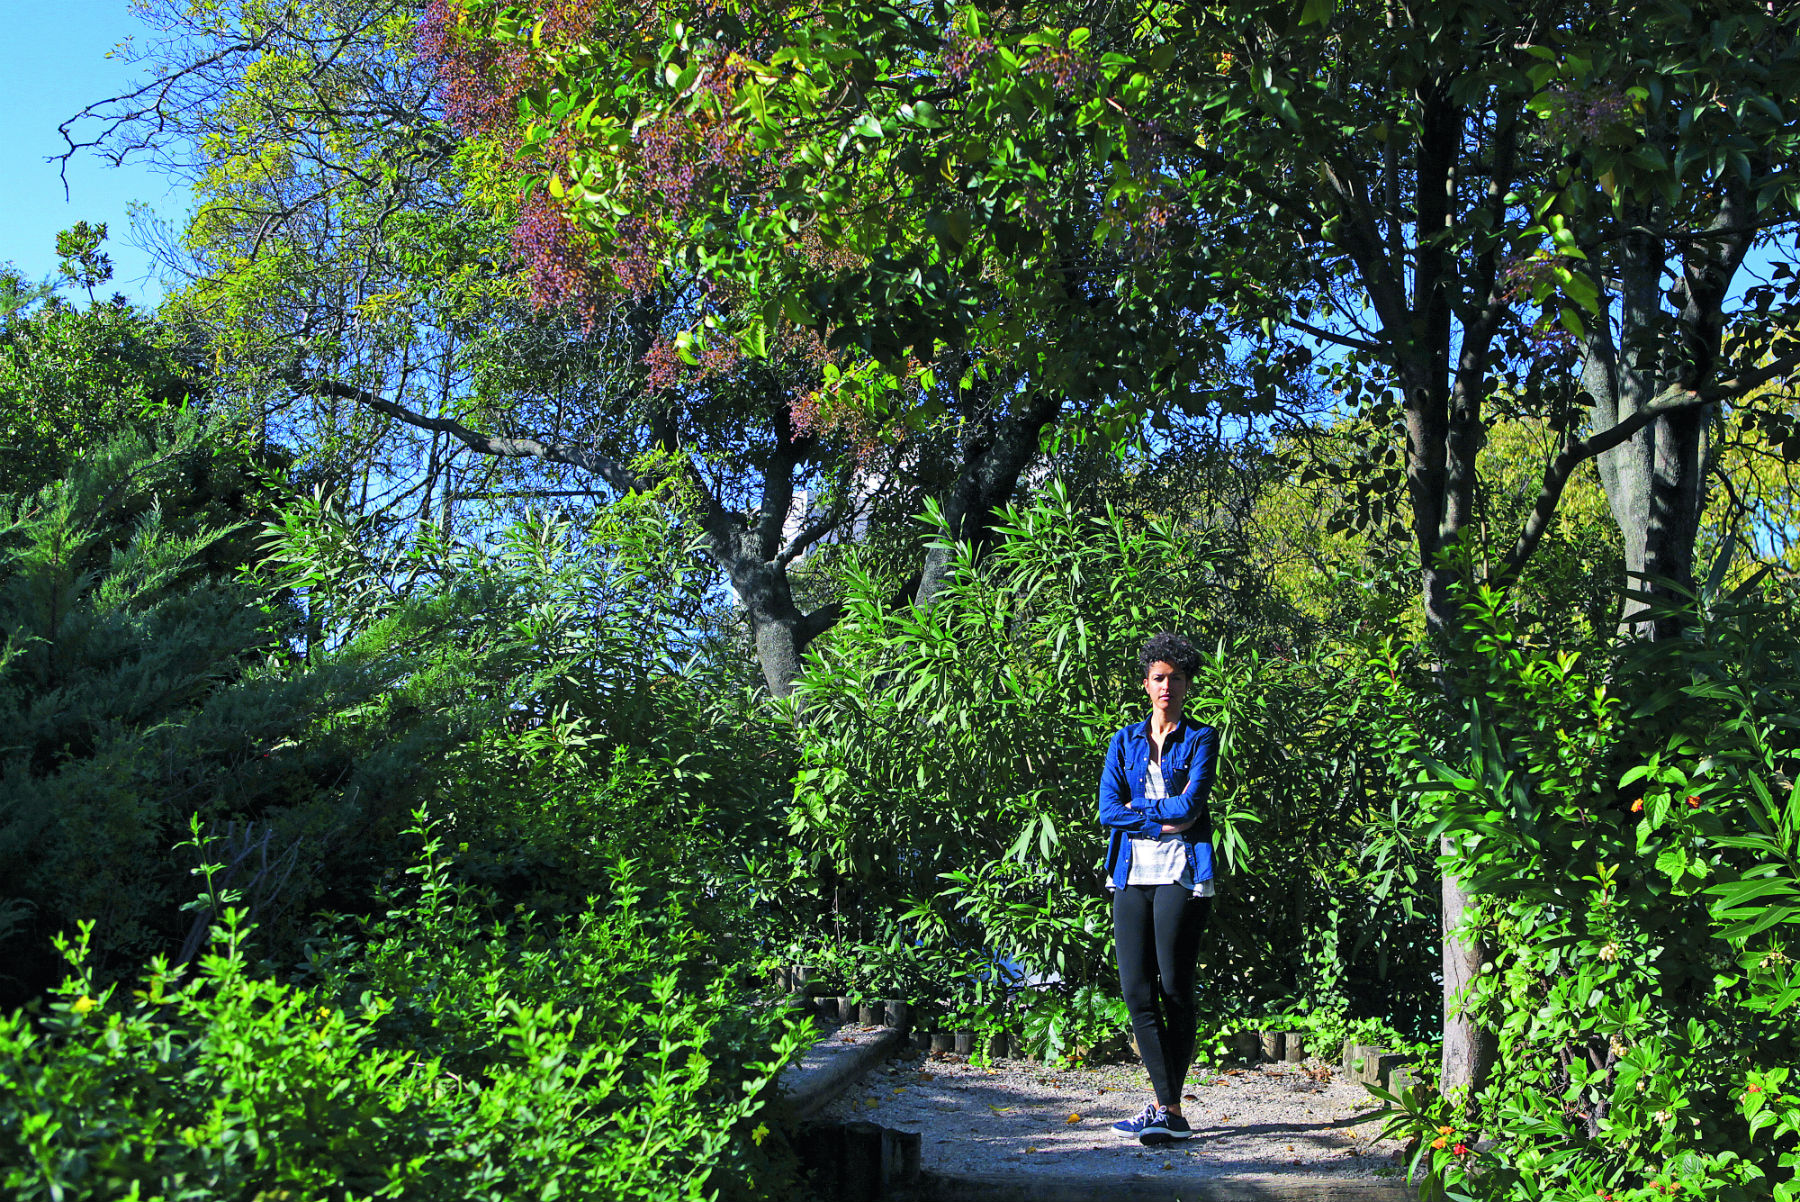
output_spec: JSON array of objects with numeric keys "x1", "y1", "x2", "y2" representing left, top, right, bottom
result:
[
  {"x1": 0, "y1": 420, "x2": 791, "y2": 999},
  {"x1": 1381, "y1": 579, "x2": 1800, "y2": 1201},
  {"x1": 788, "y1": 480, "x2": 1439, "y2": 1036},
  {"x1": 0, "y1": 813, "x2": 807, "y2": 1202}
]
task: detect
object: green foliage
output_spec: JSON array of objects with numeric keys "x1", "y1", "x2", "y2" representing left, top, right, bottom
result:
[
  {"x1": 1377, "y1": 579, "x2": 1800, "y2": 1200},
  {"x1": 0, "y1": 281, "x2": 201, "y2": 497},
  {"x1": 1018, "y1": 983, "x2": 1129, "y2": 1067},
  {"x1": 788, "y1": 480, "x2": 1439, "y2": 1041},
  {"x1": 0, "y1": 414, "x2": 282, "y2": 981},
  {"x1": 0, "y1": 407, "x2": 791, "y2": 1000},
  {"x1": 0, "y1": 812, "x2": 806, "y2": 1202},
  {"x1": 54, "y1": 222, "x2": 113, "y2": 303}
]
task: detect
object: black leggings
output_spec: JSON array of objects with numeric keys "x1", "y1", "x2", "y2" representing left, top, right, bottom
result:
[{"x1": 1112, "y1": 884, "x2": 1211, "y2": 1108}]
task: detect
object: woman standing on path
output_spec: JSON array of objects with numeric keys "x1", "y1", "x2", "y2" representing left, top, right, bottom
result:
[{"x1": 1097, "y1": 632, "x2": 1219, "y2": 1146}]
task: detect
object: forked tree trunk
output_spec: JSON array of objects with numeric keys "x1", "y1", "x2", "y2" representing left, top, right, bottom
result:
[
  {"x1": 915, "y1": 390, "x2": 1061, "y2": 607},
  {"x1": 1585, "y1": 208, "x2": 1749, "y2": 639}
]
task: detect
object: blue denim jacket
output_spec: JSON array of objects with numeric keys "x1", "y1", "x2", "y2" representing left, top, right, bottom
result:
[{"x1": 1097, "y1": 717, "x2": 1219, "y2": 890}]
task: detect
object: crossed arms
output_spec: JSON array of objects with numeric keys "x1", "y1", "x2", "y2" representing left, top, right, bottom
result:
[{"x1": 1096, "y1": 725, "x2": 1219, "y2": 838}]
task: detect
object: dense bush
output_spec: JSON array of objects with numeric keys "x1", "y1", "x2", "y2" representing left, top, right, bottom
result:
[
  {"x1": 785, "y1": 481, "x2": 1439, "y2": 1054},
  {"x1": 0, "y1": 415, "x2": 792, "y2": 994},
  {"x1": 0, "y1": 813, "x2": 806, "y2": 1202},
  {"x1": 1381, "y1": 578, "x2": 1800, "y2": 1200}
]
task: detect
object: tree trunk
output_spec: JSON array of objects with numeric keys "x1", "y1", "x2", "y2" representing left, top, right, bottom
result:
[
  {"x1": 1440, "y1": 853, "x2": 1494, "y2": 1104},
  {"x1": 1587, "y1": 204, "x2": 1748, "y2": 639},
  {"x1": 916, "y1": 390, "x2": 1061, "y2": 607},
  {"x1": 1590, "y1": 230, "x2": 1690, "y2": 638},
  {"x1": 725, "y1": 554, "x2": 832, "y2": 699}
]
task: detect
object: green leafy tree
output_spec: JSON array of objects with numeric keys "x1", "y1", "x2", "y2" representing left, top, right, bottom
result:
[
  {"x1": 1377, "y1": 579, "x2": 1800, "y2": 1200},
  {"x1": 450, "y1": 0, "x2": 1800, "y2": 1094},
  {"x1": 64, "y1": 0, "x2": 912, "y2": 695},
  {"x1": 0, "y1": 239, "x2": 201, "y2": 497}
]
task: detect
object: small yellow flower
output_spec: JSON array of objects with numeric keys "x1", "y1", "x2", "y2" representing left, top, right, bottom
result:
[
  {"x1": 72, "y1": 996, "x2": 98, "y2": 1015},
  {"x1": 750, "y1": 1122, "x2": 769, "y2": 1146},
  {"x1": 314, "y1": 1006, "x2": 332, "y2": 1022}
]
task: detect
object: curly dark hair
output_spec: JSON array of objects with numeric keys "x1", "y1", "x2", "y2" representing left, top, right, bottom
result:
[{"x1": 1138, "y1": 631, "x2": 1200, "y2": 680}]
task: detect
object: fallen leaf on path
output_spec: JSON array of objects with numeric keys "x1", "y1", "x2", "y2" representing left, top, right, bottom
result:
[
  {"x1": 1025, "y1": 1146, "x2": 1037, "y2": 1154},
  {"x1": 987, "y1": 1104, "x2": 1012, "y2": 1114},
  {"x1": 1183, "y1": 1093, "x2": 1197, "y2": 1101},
  {"x1": 1162, "y1": 1162, "x2": 1174, "y2": 1171},
  {"x1": 1066, "y1": 1114, "x2": 1081, "y2": 1124}
]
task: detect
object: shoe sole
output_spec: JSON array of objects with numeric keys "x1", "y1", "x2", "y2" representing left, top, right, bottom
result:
[{"x1": 1138, "y1": 1128, "x2": 1194, "y2": 1146}]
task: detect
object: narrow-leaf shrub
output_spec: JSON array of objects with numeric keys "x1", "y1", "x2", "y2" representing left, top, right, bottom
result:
[{"x1": 788, "y1": 481, "x2": 1439, "y2": 1048}]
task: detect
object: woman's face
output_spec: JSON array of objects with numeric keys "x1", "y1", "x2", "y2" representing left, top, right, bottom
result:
[{"x1": 1143, "y1": 660, "x2": 1190, "y2": 721}]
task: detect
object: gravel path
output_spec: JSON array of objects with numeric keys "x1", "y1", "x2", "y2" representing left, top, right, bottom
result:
[{"x1": 814, "y1": 1024, "x2": 1410, "y2": 1182}]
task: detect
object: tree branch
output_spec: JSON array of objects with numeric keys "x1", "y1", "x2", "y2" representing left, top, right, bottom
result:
[
  {"x1": 1495, "y1": 384, "x2": 1713, "y2": 584},
  {"x1": 1284, "y1": 316, "x2": 1385, "y2": 354},
  {"x1": 288, "y1": 374, "x2": 651, "y2": 495}
]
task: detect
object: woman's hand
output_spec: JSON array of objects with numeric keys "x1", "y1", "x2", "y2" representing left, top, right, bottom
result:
[{"x1": 1161, "y1": 819, "x2": 1196, "y2": 834}]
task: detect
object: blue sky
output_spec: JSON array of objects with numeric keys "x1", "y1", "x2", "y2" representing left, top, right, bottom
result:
[{"x1": 2, "y1": 2, "x2": 183, "y2": 306}]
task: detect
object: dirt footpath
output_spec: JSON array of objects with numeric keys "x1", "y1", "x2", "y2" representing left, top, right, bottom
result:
[{"x1": 814, "y1": 1031, "x2": 1411, "y2": 1182}]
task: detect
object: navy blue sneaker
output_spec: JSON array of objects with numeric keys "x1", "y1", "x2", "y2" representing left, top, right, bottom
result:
[
  {"x1": 1144, "y1": 1109, "x2": 1193, "y2": 1145},
  {"x1": 1112, "y1": 1102, "x2": 1160, "y2": 1139}
]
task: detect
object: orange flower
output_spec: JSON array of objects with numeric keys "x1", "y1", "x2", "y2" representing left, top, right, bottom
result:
[
  {"x1": 1687, "y1": 796, "x2": 1700, "y2": 808},
  {"x1": 1630, "y1": 799, "x2": 1644, "y2": 813},
  {"x1": 1430, "y1": 1136, "x2": 1447, "y2": 1150},
  {"x1": 1436, "y1": 1125, "x2": 1455, "y2": 1135}
]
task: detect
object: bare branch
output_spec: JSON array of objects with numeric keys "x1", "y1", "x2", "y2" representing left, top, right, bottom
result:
[
  {"x1": 289, "y1": 374, "x2": 651, "y2": 495},
  {"x1": 1284, "y1": 316, "x2": 1385, "y2": 354},
  {"x1": 776, "y1": 503, "x2": 845, "y2": 568}
]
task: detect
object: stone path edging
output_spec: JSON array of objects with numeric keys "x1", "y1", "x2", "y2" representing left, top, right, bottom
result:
[{"x1": 781, "y1": 1017, "x2": 909, "y2": 1120}]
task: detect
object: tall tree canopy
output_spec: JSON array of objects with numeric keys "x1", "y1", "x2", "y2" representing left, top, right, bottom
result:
[{"x1": 431, "y1": 0, "x2": 1800, "y2": 1092}]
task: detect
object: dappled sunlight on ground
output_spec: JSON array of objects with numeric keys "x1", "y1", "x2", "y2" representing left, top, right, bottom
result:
[{"x1": 817, "y1": 1037, "x2": 1410, "y2": 1181}]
